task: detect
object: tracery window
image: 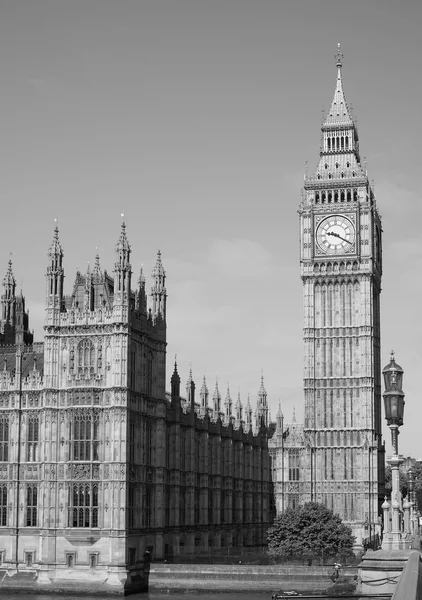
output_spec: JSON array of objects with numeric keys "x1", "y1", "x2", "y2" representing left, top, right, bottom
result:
[
  {"x1": 77, "y1": 339, "x2": 95, "y2": 377},
  {"x1": 0, "y1": 484, "x2": 7, "y2": 526},
  {"x1": 69, "y1": 483, "x2": 98, "y2": 528},
  {"x1": 0, "y1": 415, "x2": 9, "y2": 462},
  {"x1": 70, "y1": 409, "x2": 99, "y2": 461},
  {"x1": 26, "y1": 414, "x2": 39, "y2": 462},
  {"x1": 288, "y1": 449, "x2": 300, "y2": 481},
  {"x1": 26, "y1": 484, "x2": 38, "y2": 526}
]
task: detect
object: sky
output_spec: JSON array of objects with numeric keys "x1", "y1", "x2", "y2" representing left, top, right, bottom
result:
[{"x1": 1, "y1": 0, "x2": 421, "y2": 458}]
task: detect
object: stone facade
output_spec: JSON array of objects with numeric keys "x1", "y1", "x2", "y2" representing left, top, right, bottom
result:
[
  {"x1": 0, "y1": 223, "x2": 272, "y2": 591},
  {"x1": 269, "y1": 46, "x2": 385, "y2": 548}
]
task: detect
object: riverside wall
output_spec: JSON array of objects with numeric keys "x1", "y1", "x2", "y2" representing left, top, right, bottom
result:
[{"x1": 148, "y1": 563, "x2": 358, "y2": 594}]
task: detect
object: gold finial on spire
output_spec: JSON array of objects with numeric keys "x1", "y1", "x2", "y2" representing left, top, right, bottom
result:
[
  {"x1": 390, "y1": 349, "x2": 395, "y2": 362},
  {"x1": 335, "y1": 42, "x2": 343, "y2": 69}
]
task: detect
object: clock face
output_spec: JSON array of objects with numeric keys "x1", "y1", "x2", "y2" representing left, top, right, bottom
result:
[{"x1": 316, "y1": 215, "x2": 355, "y2": 255}]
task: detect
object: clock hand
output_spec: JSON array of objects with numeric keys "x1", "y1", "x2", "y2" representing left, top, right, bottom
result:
[{"x1": 326, "y1": 231, "x2": 352, "y2": 245}]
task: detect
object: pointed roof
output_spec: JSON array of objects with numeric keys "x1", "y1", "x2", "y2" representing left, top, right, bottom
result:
[
  {"x1": 138, "y1": 265, "x2": 146, "y2": 287},
  {"x1": 2, "y1": 259, "x2": 16, "y2": 288},
  {"x1": 116, "y1": 220, "x2": 131, "y2": 254},
  {"x1": 186, "y1": 365, "x2": 194, "y2": 387},
  {"x1": 200, "y1": 375, "x2": 208, "y2": 395},
  {"x1": 170, "y1": 355, "x2": 180, "y2": 384},
  {"x1": 48, "y1": 223, "x2": 63, "y2": 257},
  {"x1": 258, "y1": 372, "x2": 267, "y2": 397},
  {"x1": 235, "y1": 391, "x2": 242, "y2": 408},
  {"x1": 93, "y1": 248, "x2": 102, "y2": 277},
  {"x1": 152, "y1": 250, "x2": 165, "y2": 279},
  {"x1": 213, "y1": 379, "x2": 220, "y2": 398},
  {"x1": 323, "y1": 44, "x2": 354, "y2": 128}
]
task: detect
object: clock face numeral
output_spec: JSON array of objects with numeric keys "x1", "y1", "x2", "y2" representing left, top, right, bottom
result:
[{"x1": 316, "y1": 215, "x2": 355, "y2": 255}]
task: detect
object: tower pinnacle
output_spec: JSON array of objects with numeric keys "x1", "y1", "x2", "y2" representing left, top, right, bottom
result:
[
  {"x1": 335, "y1": 42, "x2": 343, "y2": 69},
  {"x1": 46, "y1": 224, "x2": 64, "y2": 309},
  {"x1": 151, "y1": 250, "x2": 167, "y2": 321}
]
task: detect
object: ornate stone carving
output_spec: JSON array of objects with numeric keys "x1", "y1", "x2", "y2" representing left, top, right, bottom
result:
[{"x1": 71, "y1": 465, "x2": 91, "y2": 480}]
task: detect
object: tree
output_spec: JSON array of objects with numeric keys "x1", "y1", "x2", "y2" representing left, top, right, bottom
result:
[
  {"x1": 384, "y1": 465, "x2": 408, "y2": 496},
  {"x1": 267, "y1": 502, "x2": 355, "y2": 563},
  {"x1": 385, "y1": 462, "x2": 422, "y2": 507}
]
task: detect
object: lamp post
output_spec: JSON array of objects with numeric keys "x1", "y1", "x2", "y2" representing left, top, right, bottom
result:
[
  {"x1": 407, "y1": 468, "x2": 416, "y2": 536},
  {"x1": 382, "y1": 351, "x2": 405, "y2": 550}
]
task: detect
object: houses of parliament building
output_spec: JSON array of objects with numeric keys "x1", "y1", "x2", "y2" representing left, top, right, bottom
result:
[
  {"x1": 0, "y1": 45, "x2": 385, "y2": 590},
  {"x1": 0, "y1": 222, "x2": 272, "y2": 589}
]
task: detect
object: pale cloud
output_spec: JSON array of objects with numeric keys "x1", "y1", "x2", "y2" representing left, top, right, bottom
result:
[{"x1": 207, "y1": 238, "x2": 274, "y2": 279}]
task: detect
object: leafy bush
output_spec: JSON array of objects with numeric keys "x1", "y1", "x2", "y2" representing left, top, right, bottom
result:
[{"x1": 267, "y1": 502, "x2": 355, "y2": 562}]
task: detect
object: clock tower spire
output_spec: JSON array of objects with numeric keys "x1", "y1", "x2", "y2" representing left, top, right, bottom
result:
[{"x1": 299, "y1": 45, "x2": 383, "y2": 550}]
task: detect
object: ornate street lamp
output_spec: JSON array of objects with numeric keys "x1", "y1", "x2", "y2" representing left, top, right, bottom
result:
[
  {"x1": 382, "y1": 351, "x2": 406, "y2": 550},
  {"x1": 382, "y1": 351, "x2": 405, "y2": 456}
]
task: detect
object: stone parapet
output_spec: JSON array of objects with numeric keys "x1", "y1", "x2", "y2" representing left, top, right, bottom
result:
[
  {"x1": 391, "y1": 551, "x2": 422, "y2": 600},
  {"x1": 148, "y1": 563, "x2": 358, "y2": 594}
]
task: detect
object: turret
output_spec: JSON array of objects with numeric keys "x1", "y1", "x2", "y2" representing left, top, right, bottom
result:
[
  {"x1": 15, "y1": 291, "x2": 33, "y2": 346},
  {"x1": 213, "y1": 380, "x2": 221, "y2": 416},
  {"x1": 224, "y1": 385, "x2": 232, "y2": 424},
  {"x1": 235, "y1": 392, "x2": 243, "y2": 428},
  {"x1": 186, "y1": 367, "x2": 195, "y2": 411},
  {"x1": 170, "y1": 357, "x2": 180, "y2": 401},
  {"x1": 151, "y1": 250, "x2": 167, "y2": 322},
  {"x1": 199, "y1": 376, "x2": 209, "y2": 415},
  {"x1": 1, "y1": 260, "x2": 16, "y2": 326},
  {"x1": 46, "y1": 224, "x2": 64, "y2": 309},
  {"x1": 276, "y1": 402, "x2": 283, "y2": 431},
  {"x1": 245, "y1": 394, "x2": 253, "y2": 432},
  {"x1": 113, "y1": 220, "x2": 132, "y2": 300},
  {"x1": 256, "y1": 373, "x2": 268, "y2": 428},
  {"x1": 136, "y1": 266, "x2": 147, "y2": 315}
]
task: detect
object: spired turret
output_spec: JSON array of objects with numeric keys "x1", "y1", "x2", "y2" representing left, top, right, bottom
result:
[
  {"x1": 224, "y1": 385, "x2": 233, "y2": 425},
  {"x1": 0, "y1": 260, "x2": 33, "y2": 346},
  {"x1": 150, "y1": 250, "x2": 167, "y2": 322},
  {"x1": 235, "y1": 392, "x2": 243, "y2": 428},
  {"x1": 46, "y1": 223, "x2": 64, "y2": 310},
  {"x1": 1, "y1": 260, "x2": 16, "y2": 327},
  {"x1": 186, "y1": 367, "x2": 195, "y2": 410},
  {"x1": 256, "y1": 373, "x2": 268, "y2": 428},
  {"x1": 212, "y1": 380, "x2": 221, "y2": 418},
  {"x1": 135, "y1": 266, "x2": 147, "y2": 315},
  {"x1": 199, "y1": 376, "x2": 209, "y2": 416},
  {"x1": 113, "y1": 220, "x2": 132, "y2": 303}
]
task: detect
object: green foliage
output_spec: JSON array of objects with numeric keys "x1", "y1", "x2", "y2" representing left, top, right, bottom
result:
[
  {"x1": 267, "y1": 502, "x2": 355, "y2": 561},
  {"x1": 384, "y1": 465, "x2": 408, "y2": 495},
  {"x1": 385, "y1": 462, "x2": 422, "y2": 504}
]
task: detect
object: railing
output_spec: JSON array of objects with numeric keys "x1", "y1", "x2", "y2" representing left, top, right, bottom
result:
[{"x1": 391, "y1": 551, "x2": 422, "y2": 600}]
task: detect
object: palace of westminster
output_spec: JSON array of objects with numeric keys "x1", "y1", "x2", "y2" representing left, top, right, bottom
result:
[{"x1": 0, "y1": 47, "x2": 391, "y2": 587}]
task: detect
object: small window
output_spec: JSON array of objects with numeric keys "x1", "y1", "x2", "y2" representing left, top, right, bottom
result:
[
  {"x1": 66, "y1": 553, "x2": 75, "y2": 568},
  {"x1": 25, "y1": 552, "x2": 33, "y2": 568},
  {"x1": 89, "y1": 553, "x2": 98, "y2": 568}
]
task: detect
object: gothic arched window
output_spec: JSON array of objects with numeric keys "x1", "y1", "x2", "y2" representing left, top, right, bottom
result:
[
  {"x1": 69, "y1": 483, "x2": 98, "y2": 528},
  {"x1": 27, "y1": 415, "x2": 39, "y2": 462},
  {"x1": 0, "y1": 416, "x2": 9, "y2": 462},
  {"x1": 78, "y1": 339, "x2": 95, "y2": 377},
  {"x1": 70, "y1": 409, "x2": 99, "y2": 461},
  {"x1": 26, "y1": 484, "x2": 38, "y2": 527},
  {"x1": 0, "y1": 484, "x2": 7, "y2": 526}
]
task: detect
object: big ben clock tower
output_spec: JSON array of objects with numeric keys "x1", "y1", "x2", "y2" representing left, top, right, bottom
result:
[{"x1": 299, "y1": 45, "x2": 384, "y2": 546}]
